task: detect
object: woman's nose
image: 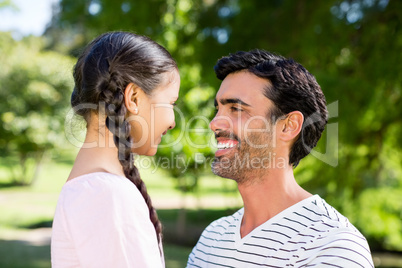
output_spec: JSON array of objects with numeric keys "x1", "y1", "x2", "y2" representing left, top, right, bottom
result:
[{"x1": 168, "y1": 121, "x2": 176, "y2": 130}]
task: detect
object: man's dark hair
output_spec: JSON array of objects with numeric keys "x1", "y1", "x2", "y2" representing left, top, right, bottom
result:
[{"x1": 214, "y1": 49, "x2": 328, "y2": 167}]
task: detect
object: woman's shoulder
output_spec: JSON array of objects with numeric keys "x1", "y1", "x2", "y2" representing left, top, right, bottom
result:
[
  {"x1": 59, "y1": 172, "x2": 143, "y2": 207},
  {"x1": 65, "y1": 171, "x2": 130, "y2": 187}
]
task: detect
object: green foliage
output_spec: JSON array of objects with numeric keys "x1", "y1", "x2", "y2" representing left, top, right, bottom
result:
[
  {"x1": 45, "y1": 0, "x2": 402, "y2": 251},
  {"x1": 353, "y1": 188, "x2": 402, "y2": 251},
  {"x1": 0, "y1": 0, "x2": 16, "y2": 10},
  {"x1": 0, "y1": 33, "x2": 75, "y2": 185},
  {"x1": 156, "y1": 63, "x2": 216, "y2": 192}
]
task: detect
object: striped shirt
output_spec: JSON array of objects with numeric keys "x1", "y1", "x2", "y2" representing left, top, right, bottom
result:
[{"x1": 187, "y1": 195, "x2": 373, "y2": 268}]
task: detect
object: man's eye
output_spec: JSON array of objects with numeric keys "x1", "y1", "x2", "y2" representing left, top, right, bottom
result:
[{"x1": 231, "y1": 106, "x2": 242, "y2": 112}]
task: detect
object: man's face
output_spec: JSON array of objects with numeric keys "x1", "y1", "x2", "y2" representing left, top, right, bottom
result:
[{"x1": 210, "y1": 71, "x2": 278, "y2": 184}]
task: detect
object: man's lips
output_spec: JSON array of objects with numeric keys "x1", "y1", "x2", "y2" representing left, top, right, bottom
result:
[{"x1": 215, "y1": 138, "x2": 239, "y2": 157}]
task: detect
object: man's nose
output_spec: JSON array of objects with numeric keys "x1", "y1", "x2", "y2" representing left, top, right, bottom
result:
[{"x1": 209, "y1": 114, "x2": 232, "y2": 133}]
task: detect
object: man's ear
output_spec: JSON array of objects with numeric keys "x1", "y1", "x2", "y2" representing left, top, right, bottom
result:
[
  {"x1": 279, "y1": 111, "x2": 304, "y2": 142},
  {"x1": 124, "y1": 83, "x2": 140, "y2": 114}
]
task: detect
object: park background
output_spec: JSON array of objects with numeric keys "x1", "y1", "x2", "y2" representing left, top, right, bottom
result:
[{"x1": 0, "y1": 0, "x2": 401, "y2": 267}]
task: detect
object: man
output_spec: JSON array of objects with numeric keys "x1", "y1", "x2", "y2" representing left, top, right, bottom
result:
[{"x1": 187, "y1": 50, "x2": 373, "y2": 267}]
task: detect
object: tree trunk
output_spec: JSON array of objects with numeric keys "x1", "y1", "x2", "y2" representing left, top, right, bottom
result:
[
  {"x1": 11, "y1": 151, "x2": 46, "y2": 186},
  {"x1": 176, "y1": 192, "x2": 187, "y2": 243},
  {"x1": 29, "y1": 151, "x2": 46, "y2": 186}
]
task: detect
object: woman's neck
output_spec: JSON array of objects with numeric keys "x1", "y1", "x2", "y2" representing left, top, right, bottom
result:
[{"x1": 67, "y1": 116, "x2": 125, "y2": 181}]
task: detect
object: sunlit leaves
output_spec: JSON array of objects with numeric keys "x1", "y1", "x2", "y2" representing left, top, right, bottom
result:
[{"x1": 0, "y1": 32, "x2": 75, "y2": 183}]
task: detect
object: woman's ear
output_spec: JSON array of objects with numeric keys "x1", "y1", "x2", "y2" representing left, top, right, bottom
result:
[
  {"x1": 124, "y1": 83, "x2": 140, "y2": 114},
  {"x1": 279, "y1": 111, "x2": 304, "y2": 142}
]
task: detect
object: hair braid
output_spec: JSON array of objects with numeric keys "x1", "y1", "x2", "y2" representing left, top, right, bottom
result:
[
  {"x1": 72, "y1": 31, "x2": 177, "y2": 251},
  {"x1": 101, "y1": 75, "x2": 163, "y2": 245}
]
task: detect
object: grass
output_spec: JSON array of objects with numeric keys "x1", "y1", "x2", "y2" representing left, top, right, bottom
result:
[
  {"x1": 0, "y1": 150, "x2": 241, "y2": 268},
  {"x1": 0, "y1": 150, "x2": 241, "y2": 225},
  {"x1": 0, "y1": 239, "x2": 193, "y2": 268},
  {"x1": 0, "y1": 240, "x2": 50, "y2": 268},
  {"x1": 2, "y1": 152, "x2": 401, "y2": 268},
  {"x1": 164, "y1": 243, "x2": 193, "y2": 268}
]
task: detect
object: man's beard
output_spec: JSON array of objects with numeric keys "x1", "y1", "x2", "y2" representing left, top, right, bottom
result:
[{"x1": 211, "y1": 129, "x2": 274, "y2": 185}]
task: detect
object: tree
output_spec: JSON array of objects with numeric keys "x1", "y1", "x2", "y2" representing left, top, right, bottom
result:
[
  {"x1": 0, "y1": 33, "x2": 75, "y2": 185},
  {"x1": 46, "y1": 0, "x2": 402, "y2": 251},
  {"x1": 0, "y1": 0, "x2": 16, "y2": 9},
  {"x1": 46, "y1": 0, "x2": 218, "y2": 192}
]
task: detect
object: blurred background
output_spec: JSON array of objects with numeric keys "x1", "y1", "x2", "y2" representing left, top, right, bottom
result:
[{"x1": 0, "y1": 0, "x2": 401, "y2": 267}]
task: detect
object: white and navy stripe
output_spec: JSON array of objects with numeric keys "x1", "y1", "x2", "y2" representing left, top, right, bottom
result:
[{"x1": 187, "y1": 195, "x2": 373, "y2": 267}]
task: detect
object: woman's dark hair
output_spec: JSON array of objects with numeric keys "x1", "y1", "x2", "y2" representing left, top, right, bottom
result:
[
  {"x1": 214, "y1": 49, "x2": 328, "y2": 167},
  {"x1": 71, "y1": 31, "x2": 177, "y2": 245}
]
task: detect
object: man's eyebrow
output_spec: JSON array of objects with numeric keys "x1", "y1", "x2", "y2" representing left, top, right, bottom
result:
[{"x1": 214, "y1": 98, "x2": 251, "y2": 107}]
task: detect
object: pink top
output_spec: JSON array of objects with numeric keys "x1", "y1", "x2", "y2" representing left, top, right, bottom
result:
[{"x1": 51, "y1": 172, "x2": 164, "y2": 268}]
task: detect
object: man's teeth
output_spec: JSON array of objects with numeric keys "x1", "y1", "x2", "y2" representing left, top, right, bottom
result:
[{"x1": 217, "y1": 142, "x2": 236, "y2": 149}]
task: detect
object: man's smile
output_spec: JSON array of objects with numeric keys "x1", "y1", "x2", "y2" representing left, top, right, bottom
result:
[{"x1": 215, "y1": 138, "x2": 239, "y2": 157}]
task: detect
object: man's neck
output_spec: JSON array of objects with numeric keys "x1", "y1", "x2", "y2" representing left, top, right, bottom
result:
[{"x1": 237, "y1": 166, "x2": 311, "y2": 238}]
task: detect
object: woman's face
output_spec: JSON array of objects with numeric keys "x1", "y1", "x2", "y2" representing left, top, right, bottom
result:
[{"x1": 130, "y1": 70, "x2": 180, "y2": 156}]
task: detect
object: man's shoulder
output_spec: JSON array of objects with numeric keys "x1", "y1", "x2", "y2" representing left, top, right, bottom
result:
[
  {"x1": 283, "y1": 196, "x2": 373, "y2": 267},
  {"x1": 294, "y1": 197, "x2": 374, "y2": 267},
  {"x1": 289, "y1": 195, "x2": 368, "y2": 247},
  {"x1": 303, "y1": 195, "x2": 357, "y2": 230}
]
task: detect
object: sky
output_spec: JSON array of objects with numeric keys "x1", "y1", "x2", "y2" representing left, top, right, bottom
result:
[{"x1": 0, "y1": 0, "x2": 59, "y2": 38}]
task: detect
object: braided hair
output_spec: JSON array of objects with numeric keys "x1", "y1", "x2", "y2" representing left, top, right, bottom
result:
[{"x1": 71, "y1": 32, "x2": 177, "y2": 245}]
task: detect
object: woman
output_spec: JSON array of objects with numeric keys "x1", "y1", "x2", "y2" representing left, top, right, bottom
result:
[{"x1": 51, "y1": 32, "x2": 180, "y2": 267}]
